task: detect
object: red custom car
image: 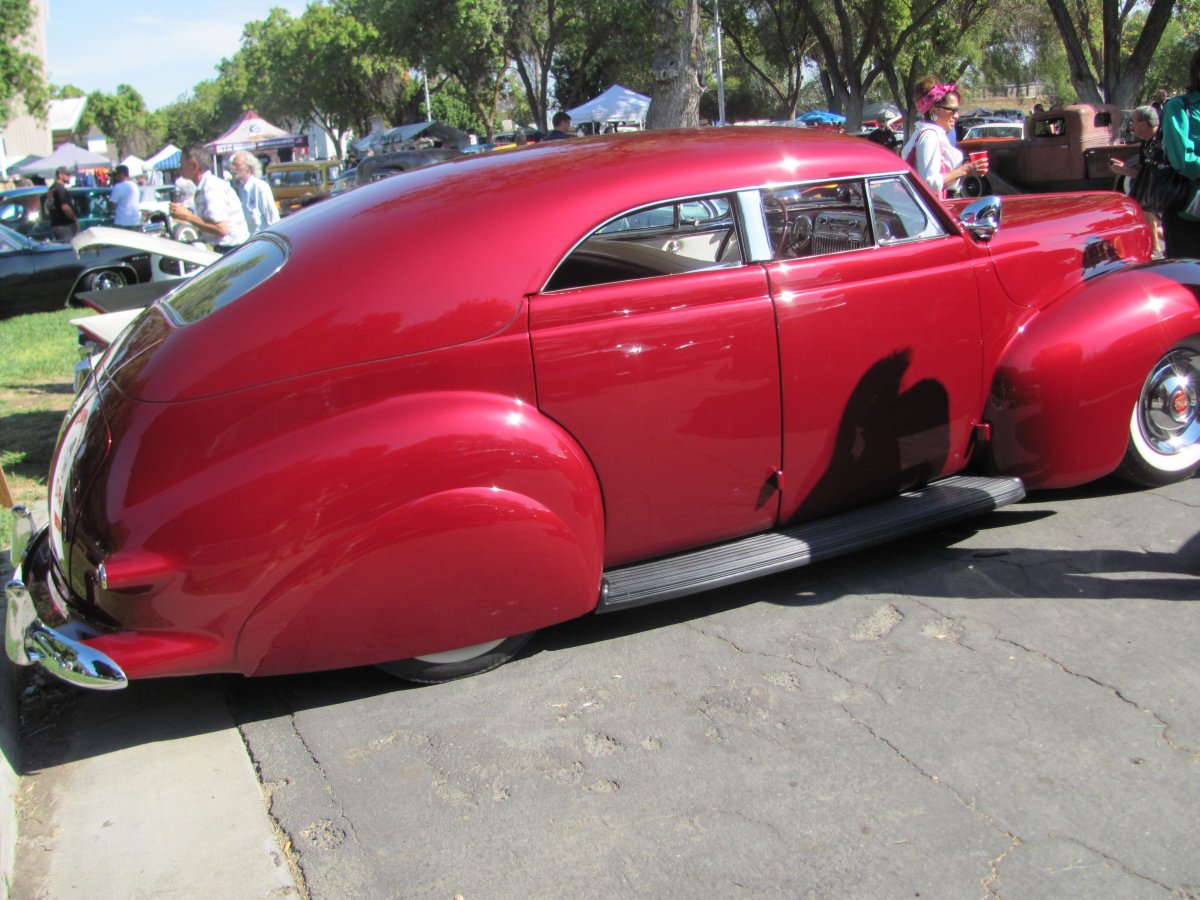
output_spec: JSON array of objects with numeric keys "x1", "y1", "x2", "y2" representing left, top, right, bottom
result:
[{"x1": 6, "y1": 128, "x2": 1199, "y2": 689}]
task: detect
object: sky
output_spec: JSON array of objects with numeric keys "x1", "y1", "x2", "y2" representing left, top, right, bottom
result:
[{"x1": 45, "y1": 0, "x2": 309, "y2": 111}]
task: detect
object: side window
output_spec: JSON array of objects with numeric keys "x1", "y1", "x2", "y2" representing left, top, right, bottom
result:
[
  {"x1": 867, "y1": 176, "x2": 945, "y2": 244},
  {"x1": 761, "y1": 180, "x2": 871, "y2": 259},
  {"x1": 546, "y1": 194, "x2": 741, "y2": 291}
]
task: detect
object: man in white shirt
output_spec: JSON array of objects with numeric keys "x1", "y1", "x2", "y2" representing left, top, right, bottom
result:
[
  {"x1": 229, "y1": 150, "x2": 280, "y2": 234},
  {"x1": 169, "y1": 144, "x2": 249, "y2": 251},
  {"x1": 108, "y1": 165, "x2": 142, "y2": 229}
]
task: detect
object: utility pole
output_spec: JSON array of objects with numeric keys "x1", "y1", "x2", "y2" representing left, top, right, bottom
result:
[{"x1": 714, "y1": 0, "x2": 726, "y2": 125}]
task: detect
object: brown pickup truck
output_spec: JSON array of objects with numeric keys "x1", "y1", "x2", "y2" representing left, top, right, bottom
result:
[{"x1": 958, "y1": 104, "x2": 1135, "y2": 196}]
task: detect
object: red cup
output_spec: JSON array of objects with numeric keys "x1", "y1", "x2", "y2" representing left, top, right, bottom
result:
[{"x1": 969, "y1": 151, "x2": 988, "y2": 164}]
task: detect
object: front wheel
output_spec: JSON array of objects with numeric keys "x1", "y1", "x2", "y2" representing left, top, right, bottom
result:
[
  {"x1": 377, "y1": 633, "x2": 534, "y2": 684},
  {"x1": 1116, "y1": 344, "x2": 1200, "y2": 486}
]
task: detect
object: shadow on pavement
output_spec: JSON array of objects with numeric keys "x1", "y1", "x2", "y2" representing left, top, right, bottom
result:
[{"x1": 11, "y1": 480, "x2": 1197, "y2": 767}]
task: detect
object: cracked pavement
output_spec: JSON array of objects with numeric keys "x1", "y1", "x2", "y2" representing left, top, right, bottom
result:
[
  {"x1": 11, "y1": 475, "x2": 1199, "y2": 898},
  {"x1": 228, "y1": 476, "x2": 1198, "y2": 899}
]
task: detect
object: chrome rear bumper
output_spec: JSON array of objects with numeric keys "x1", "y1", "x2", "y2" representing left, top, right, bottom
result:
[{"x1": 5, "y1": 508, "x2": 127, "y2": 690}]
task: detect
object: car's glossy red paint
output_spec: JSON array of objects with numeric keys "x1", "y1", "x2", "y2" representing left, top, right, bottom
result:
[{"x1": 9, "y1": 127, "x2": 1200, "y2": 689}]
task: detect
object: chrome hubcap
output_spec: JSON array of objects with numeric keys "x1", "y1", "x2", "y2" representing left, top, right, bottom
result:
[
  {"x1": 414, "y1": 638, "x2": 506, "y2": 664},
  {"x1": 1138, "y1": 349, "x2": 1200, "y2": 455}
]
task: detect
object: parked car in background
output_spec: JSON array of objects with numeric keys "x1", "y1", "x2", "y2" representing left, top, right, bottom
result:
[
  {"x1": 136, "y1": 185, "x2": 201, "y2": 242},
  {"x1": 266, "y1": 159, "x2": 343, "y2": 215},
  {"x1": 963, "y1": 122, "x2": 1024, "y2": 141},
  {"x1": 352, "y1": 147, "x2": 463, "y2": 185},
  {"x1": 6, "y1": 128, "x2": 1198, "y2": 693},
  {"x1": 0, "y1": 222, "x2": 151, "y2": 318},
  {"x1": 961, "y1": 104, "x2": 1134, "y2": 195},
  {"x1": 25, "y1": 186, "x2": 116, "y2": 240},
  {"x1": 0, "y1": 186, "x2": 49, "y2": 235}
]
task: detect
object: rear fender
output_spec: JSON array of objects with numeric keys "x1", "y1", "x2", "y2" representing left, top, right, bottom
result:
[
  {"x1": 232, "y1": 392, "x2": 605, "y2": 676},
  {"x1": 984, "y1": 261, "x2": 1200, "y2": 487}
]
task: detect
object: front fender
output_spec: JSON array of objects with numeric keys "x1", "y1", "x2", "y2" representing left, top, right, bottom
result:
[{"x1": 984, "y1": 260, "x2": 1200, "y2": 488}]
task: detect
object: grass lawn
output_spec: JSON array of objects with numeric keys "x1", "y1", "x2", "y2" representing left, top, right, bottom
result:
[{"x1": 0, "y1": 308, "x2": 91, "y2": 547}]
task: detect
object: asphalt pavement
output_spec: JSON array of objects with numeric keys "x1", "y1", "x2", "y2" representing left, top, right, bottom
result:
[{"x1": 2, "y1": 472, "x2": 1198, "y2": 898}]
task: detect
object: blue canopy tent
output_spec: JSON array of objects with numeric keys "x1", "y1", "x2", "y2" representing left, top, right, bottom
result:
[{"x1": 797, "y1": 111, "x2": 847, "y2": 125}]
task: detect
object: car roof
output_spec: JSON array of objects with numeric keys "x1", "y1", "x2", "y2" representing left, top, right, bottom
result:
[
  {"x1": 144, "y1": 127, "x2": 914, "y2": 399},
  {"x1": 275, "y1": 127, "x2": 905, "y2": 298},
  {"x1": 0, "y1": 186, "x2": 48, "y2": 198}
]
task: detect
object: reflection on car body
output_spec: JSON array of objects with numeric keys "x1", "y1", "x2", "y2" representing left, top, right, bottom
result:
[{"x1": 5, "y1": 127, "x2": 1198, "y2": 693}]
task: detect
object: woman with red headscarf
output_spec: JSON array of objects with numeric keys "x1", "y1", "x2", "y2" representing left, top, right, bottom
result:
[{"x1": 901, "y1": 76, "x2": 988, "y2": 199}]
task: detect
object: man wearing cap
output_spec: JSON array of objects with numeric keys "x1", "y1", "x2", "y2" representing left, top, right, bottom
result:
[
  {"x1": 168, "y1": 143, "x2": 249, "y2": 252},
  {"x1": 46, "y1": 167, "x2": 79, "y2": 241},
  {"x1": 109, "y1": 165, "x2": 142, "y2": 230}
]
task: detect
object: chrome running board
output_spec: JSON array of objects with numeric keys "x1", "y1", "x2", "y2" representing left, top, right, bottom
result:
[{"x1": 597, "y1": 475, "x2": 1024, "y2": 612}]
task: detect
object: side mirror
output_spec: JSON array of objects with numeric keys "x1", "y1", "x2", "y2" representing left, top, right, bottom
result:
[{"x1": 959, "y1": 195, "x2": 1003, "y2": 242}]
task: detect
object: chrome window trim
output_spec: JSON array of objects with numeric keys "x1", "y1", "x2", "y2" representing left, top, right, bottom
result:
[
  {"x1": 865, "y1": 175, "x2": 948, "y2": 245},
  {"x1": 737, "y1": 190, "x2": 773, "y2": 262}
]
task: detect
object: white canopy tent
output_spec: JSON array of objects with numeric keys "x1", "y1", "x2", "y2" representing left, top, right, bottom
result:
[
  {"x1": 13, "y1": 142, "x2": 112, "y2": 177},
  {"x1": 146, "y1": 144, "x2": 181, "y2": 172},
  {"x1": 118, "y1": 155, "x2": 146, "y2": 176},
  {"x1": 565, "y1": 85, "x2": 650, "y2": 128}
]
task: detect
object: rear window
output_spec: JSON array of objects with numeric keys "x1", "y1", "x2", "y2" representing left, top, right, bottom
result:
[{"x1": 164, "y1": 237, "x2": 287, "y2": 324}]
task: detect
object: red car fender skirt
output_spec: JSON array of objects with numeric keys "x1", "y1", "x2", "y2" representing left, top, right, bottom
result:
[
  {"x1": 983, "y1": 263, "x2": 1200, "y2": 488},
  {"x1": 236, "y1": 485, "x2": 603, "y2": 677},
  {"x1": 225, "y1": 395, "x2": 605, "y2": 678}
]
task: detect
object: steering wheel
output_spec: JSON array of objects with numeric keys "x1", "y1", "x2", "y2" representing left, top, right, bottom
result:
[{"x1": 785, "y1": 213, "x2": 813, "y2": 256}]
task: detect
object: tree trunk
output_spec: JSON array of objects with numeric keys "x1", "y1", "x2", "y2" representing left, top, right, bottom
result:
[
  {"x1": 646, "y1": 0, "x2": 705, "y2": 129},
  {"x1": 1045, "y1": 0, "x2": 1174, "y2": 106}
]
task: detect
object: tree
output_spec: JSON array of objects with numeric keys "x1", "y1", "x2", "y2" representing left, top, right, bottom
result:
[
  {"x1": 646, "y1": 0, "x2": 707, "y2": 128},
  {"x1": 548, "y1": 0, "x2": 655, "y2": 113},
  {"x1": 1044, "y1": 0, "x2": 1176, "y2": 108},
  {"x1": 234, "y1": 5, "x2": 410, "y2": 158},
  {"x1": 504, "y1": 0, "x2": 562, "y2": 129},
  {"x1": 0, "y1": 0, "x2": 48, "y2": 129},
  {"x1": 359, "y1": 0, "x2": 512, "y2": 142},
  {"x1": 721, "y1": 0, "x2": 818, "y2": 120},
  {"x1": 83, "y1": 85, "x2": 150, "y2": 160},
  {"x1": 159, "y1": 80, "x2": 242, "y2": 149}
]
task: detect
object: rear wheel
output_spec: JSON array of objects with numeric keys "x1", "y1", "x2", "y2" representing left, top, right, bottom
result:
[
  {"x1": 83, "y1": 269, "x2": 127, "y2": 291},
  {"x1": 1117, "y1": 344, "x2": 1200, "y2": 486},
  {"x1": 377, "y1": 633, "x2": 534, "y2": 684}
]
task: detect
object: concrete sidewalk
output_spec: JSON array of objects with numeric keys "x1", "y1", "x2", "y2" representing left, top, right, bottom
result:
[{"x1": 2, "y1": 556, "x2": 297, "y2": 898}]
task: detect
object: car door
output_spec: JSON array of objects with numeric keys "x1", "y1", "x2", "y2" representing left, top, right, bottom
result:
[
  {"x1": 0, "y1": 232, "x2": 38, "y2": 316},
  {"x1": 529, "y1": 193, "x2": 783, "y2": 567},
  {"x1": 761, "y1": 175, "x2": 985, "y2": 522}
]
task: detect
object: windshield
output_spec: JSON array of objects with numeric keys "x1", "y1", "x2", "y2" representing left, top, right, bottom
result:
[{"x1": 0, "y1": 224, "x2": 32, "y2": 252}]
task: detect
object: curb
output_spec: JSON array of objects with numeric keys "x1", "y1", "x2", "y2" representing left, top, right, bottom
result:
[{"x1": 1, "y1": 554, "x2": 19, "y2": 900}]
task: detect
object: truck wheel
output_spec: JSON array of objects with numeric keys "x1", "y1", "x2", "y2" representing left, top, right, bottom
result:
[
  {"x1": 1117, "y1": 343, "x2": 1200, "y2": 486},
  {"x1": 959, "y1": 175, "x2": 990, "y2": 198},
  {"x1": 377, "y1": 633, "x2": 534, "y2": 684}
]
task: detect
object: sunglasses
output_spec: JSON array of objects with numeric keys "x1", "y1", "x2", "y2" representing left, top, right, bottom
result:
[{"x1": 936, "y1": 105, "x2": 960, "y2": 113}]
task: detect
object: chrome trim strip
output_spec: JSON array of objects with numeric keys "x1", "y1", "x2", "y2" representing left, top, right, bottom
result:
[
  {"x1": 9, "y1": 505, "x2": 33, "y2": 571},
  {"x1": 5, "y1": 574, "x2": 128, "y2": 690},
  {"x1": 737, "y1": 189, "x2": 773, "y2": 262}
]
